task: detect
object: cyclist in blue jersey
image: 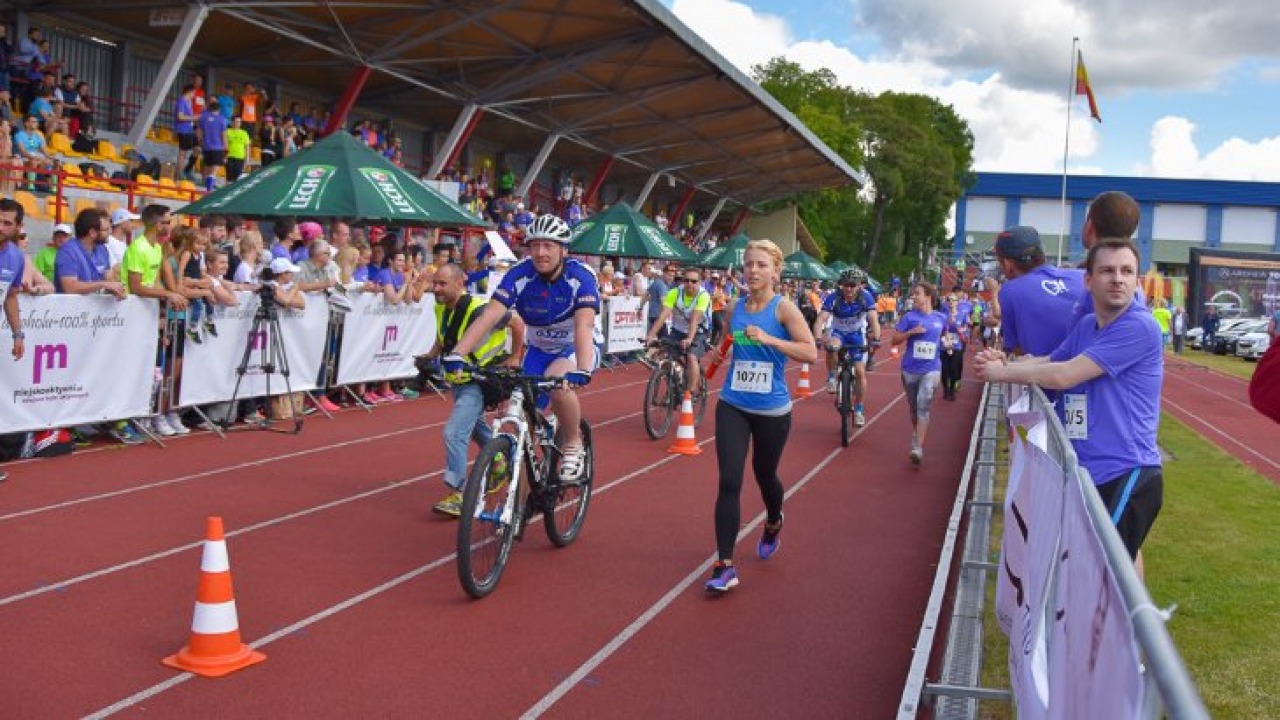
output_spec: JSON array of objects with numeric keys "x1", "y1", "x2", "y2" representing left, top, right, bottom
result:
[
  {"x1": 812, "y1": 269, "x2": 881, "y2": 427},
  {"x1": 445, "y1": 214, "x2": 600, "y2": 482}
]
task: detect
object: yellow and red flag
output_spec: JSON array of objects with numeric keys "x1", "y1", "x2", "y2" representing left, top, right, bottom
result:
[{"x1": 1075, "y1": 50, "x2": 1101, "y2": 122}]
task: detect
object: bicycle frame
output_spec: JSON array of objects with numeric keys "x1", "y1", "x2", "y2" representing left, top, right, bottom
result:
[{"x1": 482, "y1": 377, "x2": 560, "y2": 528}]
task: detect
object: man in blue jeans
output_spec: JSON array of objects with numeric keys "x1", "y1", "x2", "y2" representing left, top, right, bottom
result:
[{"x1": 426, "y1": 264, "x2": 524, "y2": 516}]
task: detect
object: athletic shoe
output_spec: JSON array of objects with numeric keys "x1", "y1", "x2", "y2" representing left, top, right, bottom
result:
[
  {"x1": 0, "y1": 469, "x2": 7, "y2": 483},
  {"x1": 152, "y1": 414, "x2": 177, "y2": 437},
  {"x1": 242, "y1": 409, "x2": 266, "y2": 424},
  {"x1": 166, "y1": 411, "x2": 191, "y2": 435},
  {"x1": 559, "y1": 442, "x2": 587, "y2": 484},
  {"x1": 704, "y1": 561, "x2": 739, "y2": 594},
  {"x1": 399, "y1": 387, "x2": 420, "y2": 399},
  {"x1": 432, "y1": 490, "x2": 463, "y2": 517},
  {"x1": 185, "y1": 327, "x2": 202, "y2": 344},
  {"x1": 487, "y1": 453, "x2": 511, "y2": 494},
  {"x1": 854, "y1": 410, "x2": 866, "y2": 427},
  {"x1": 378, "y1": 390, "x2": 404, "y2": 402},
  {"x1": 910, "y1": 442, "x2": 922, "y2": 465},
  {"x1": 758, "y1": 513, "x2": 784, "y2": 560},
  {"x1": 109, "y1": 421, "x2": 145, "y2": 446},
  {"x1": 314, "y1": 395, "x2": 341, "y2": 413},
  {"x1": 825, "y1": 378, "x2": 837, "y2": 394},
  {"x1": 362, "y1": 391, "x2": 386, "y2": 405},
  {"x1": 203, "y1": 319, "x2": 218, "y2": 338}
]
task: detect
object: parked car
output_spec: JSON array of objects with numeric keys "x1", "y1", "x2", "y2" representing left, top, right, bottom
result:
[
  {"x1": 1210, "y1": 319, "x2": 1268, "y2": 355},
  {"x1": 1189, "y1": 317, "x2": 1247, "y2": 350},
  {"x1": 1236, "y1": 331, "x2": 1271, "y2": 361}
]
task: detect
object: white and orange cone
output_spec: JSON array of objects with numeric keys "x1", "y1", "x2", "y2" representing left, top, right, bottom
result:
[
  {"x1": 795, "y1": 363, "x2": 813, "y2": 399},
  {"x1": 163, "y1": 517, "x2": 266, "y2": 678},
  {"x1": 667, "y1": 391, "x2": 702, "y2": 455}
]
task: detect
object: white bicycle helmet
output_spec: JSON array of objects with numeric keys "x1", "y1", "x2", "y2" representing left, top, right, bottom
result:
[{"x1": 525, "y1": 214, "x2": 573, "y2": 245}]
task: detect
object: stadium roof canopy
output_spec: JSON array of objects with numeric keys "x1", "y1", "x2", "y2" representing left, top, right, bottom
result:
[{"x1": 19, "y1": 0, "x2": 862, "y2": 206}]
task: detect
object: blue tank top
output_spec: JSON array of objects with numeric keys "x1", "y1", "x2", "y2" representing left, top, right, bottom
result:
[{"x1": 720, "y1": 294, "x2": 792, "y2": 415}]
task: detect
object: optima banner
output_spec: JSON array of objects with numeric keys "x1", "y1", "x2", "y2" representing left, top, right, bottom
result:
[
  {"x1": 604, "y1": 296, "x2": 646, "y2": 353},
  {"x1": 0, "y1": 295, "x2": 159, "y2": 433},
  {"x1": 335, "y1": 294, "x2": 436, "y2": 385}
]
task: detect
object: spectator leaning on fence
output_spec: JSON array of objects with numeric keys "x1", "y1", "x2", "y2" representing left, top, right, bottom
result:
[
  {"x1": 15, "y1": 229, "x2": 54, "y2": 296},
  {"x1": 33, "y1": 222, "x2": 69, "y2": 280},
  {"x1": 0, "y1": 197, "x2": 29, "y2": 364},
  {"x1": 55, "y1": 208, "x2": 122, "y2": 298},
  {"x1": 975, "y1": 237, "x2": 1163, "y2": 574},
  {"x1": 989, "y1": 225, "x2": 1085, "y2": 357}
]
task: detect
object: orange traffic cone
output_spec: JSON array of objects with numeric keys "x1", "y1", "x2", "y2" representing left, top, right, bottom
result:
[
  {"x1": 163, "y1": 517, "x2": 266, "y2": 678},
  {"x1": 890, "y1": 345, "x2": 900, "y2": 358},
  {"x1": 667, "y1": 391, "x2": 702, "y2": 455},
  {"x1": 795, "y1": 363, "x2": 813, "y2": 399}
]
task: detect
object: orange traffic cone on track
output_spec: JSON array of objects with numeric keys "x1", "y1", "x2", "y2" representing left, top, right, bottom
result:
[
  {"x1": 795, "y1": 363, "x2": 813, "y2": 399},
  {"x1": 890, "y1": 345, "x2": 900, "y2": 358},
  {"x1": 163, "y1": 517, "x2": 266, "y2": 678},
  {"x1": 667, "y1": 391, "x2": 702, "y2": 455}
]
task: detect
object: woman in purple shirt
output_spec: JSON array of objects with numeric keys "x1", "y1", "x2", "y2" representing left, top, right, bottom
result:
[{"x1": 893, "y1": 282, "x2": 946, "y2": 465}]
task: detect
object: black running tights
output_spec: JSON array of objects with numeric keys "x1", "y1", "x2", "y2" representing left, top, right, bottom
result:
[{"x1": 713, "y1": 400, "x2": 791, "y2": 561}]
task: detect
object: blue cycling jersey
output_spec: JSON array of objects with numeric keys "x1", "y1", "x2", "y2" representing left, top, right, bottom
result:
[
  {"x1": 822, "y1": 289, "x2": 875, "y2": 336},
  {"x1": 493, "y1": 257, "x2": 600, "y2": 352}
]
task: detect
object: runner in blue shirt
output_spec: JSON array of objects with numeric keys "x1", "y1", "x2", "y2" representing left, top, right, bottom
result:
[
  {"x1": 446, "y1": 214, "x2": 599, "y2": 482},
  {"x1": 812, "y1": 268, "x2": 880, "y2": 426},
  {"x1": 893, "y1": 282, "x2": 946, "y2": 465},
  {"x1": 975, "y1": 238, "x2": 1163, "y2": 568}
]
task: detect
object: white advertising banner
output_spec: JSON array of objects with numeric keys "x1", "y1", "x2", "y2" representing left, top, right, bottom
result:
[
  {"x1": 1, "y1": 295, "x2": 159, "y2": 433},
  {"x1": 1049, "y1": 480, "x2": 1145, "y2": 720},
  {"x1": 335, "y1": 294, "x2": 436, "y2": 385},
  {"x1": 603, "y1": 296, "x2": 646, "y2": 354},
  {"x1": 178, "y1": 291, "x2": 329, "y2": 406}
]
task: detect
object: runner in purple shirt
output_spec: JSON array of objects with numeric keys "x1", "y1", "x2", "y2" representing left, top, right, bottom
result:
[
  {"x1": 975, "y1": 238, "x2": 1163, "y2": 566},
  {"x1": 893, "y1": 281, "x2": 947, "y2": 465}
]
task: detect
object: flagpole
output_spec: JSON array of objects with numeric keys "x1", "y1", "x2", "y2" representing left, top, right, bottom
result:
[{"x1": 1058, "y1": 36, "x2": 1079, "y2": 266}]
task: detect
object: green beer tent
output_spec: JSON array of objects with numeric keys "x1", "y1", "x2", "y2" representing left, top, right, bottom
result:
[
  {"x1": 782, "y1": 250, "x2": 837, "y2": 281},
  {"x1": 828, "y1": 260, "x2": 850, "y2": 274},
  {"x1": 179, "y1": 131, "x2": 483, "y2": 227},
  {"x1": 696, "y1": 233, "x2": 751, "y2": 270},
  {"x1": 568, "y1": 202, "x2": 698, "y2": 262}
]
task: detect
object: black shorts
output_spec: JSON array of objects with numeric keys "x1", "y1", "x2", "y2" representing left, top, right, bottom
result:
[
  {"x1": 661, "y1": 327, "x2": 708, "y2": 355},
  {"x1": 1094, "y1": 466, "x2": 1163, "y2": 558},
  {"x1": 202, "y1": 150, "x2": 227, "y2": 167},
  {"x1": 177, "y1": 133, "x2": 198, "y2": 151}
]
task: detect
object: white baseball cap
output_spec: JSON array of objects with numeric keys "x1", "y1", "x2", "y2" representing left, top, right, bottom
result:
[
  {"x1": 52, "y1": 223, "x2": 72, "y2": 235},
  {"x1": 110, "y1": 208, "x2": 141, "y2": 226},
  {"x1": 269, "y1": 257, "x2": 301, "y2": 274}
]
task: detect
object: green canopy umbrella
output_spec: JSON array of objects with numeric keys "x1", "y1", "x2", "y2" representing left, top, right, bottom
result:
[
  {"x1": 782, "y1": 251, "x2": 837, "y2": 281},
  {"x1": 696, "y1": 233, "x2": 751, "y2": 269},
  {"x1": 828, "y1": 260, "x2": 851, "y2": 273},
  {"x1": 568, "y1": 202, "x2": 698, "y2": 262},
  {"x1": 178, "y1": 131, "x2": 483, "y2": 227}
]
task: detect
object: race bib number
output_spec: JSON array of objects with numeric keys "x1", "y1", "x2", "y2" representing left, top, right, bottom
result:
[
  {"x1": 912, "y1": 340, "x2": 937, "y2": 361},
  {"x1": 730, "y1": 360, "x2": 773, "y2": 394},
  {"x1": 1063, "y1": 393, "x2": 1088, "y2": 439}
]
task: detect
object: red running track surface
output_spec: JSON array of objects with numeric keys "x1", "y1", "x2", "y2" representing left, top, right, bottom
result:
[{"x1": 0, "y1": 352, "x2": 983, "y2": 718}]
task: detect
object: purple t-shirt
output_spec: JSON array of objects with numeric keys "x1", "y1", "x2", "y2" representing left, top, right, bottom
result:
[
  {"x1": 896, "y1": 309, "x2": 946, "y2": 374},
  {"x1": 999, "y1": 265, "x2": 1086, "y2": 357},
  {"x1": 353, "y1": 265, "x2": 371, "y2": 283},
  {"x1": 175, "y1": 96, "x2": 195, "y2": 134},
  {"x1": 270, "y1": 243, "x2": 290, "y2": 260},
  {"x1": 377, "y1": 268, "x2": 404, "y2": 290},
  {"x1": 54, "y1": 240, "x2": 110, "y2": 292},
  {"x1": 196, "y1": 111, "x2": 228, "y2": 151},
  {"x1": 0, "y1": 242, "x2": 25, "y2": 299},
  {"x1": 1049, "y1": 305, "x2": 1163, "y2": 485}
]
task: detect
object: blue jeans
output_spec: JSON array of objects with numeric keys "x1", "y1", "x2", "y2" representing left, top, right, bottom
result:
[{"x1": 444, "y1": 382, "x2": 493, "y2": 489}]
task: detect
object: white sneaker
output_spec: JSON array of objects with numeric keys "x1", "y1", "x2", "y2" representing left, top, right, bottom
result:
[
  {"x1": 854, "y1": 410, "x2": 866, "y2": 427},
  {"x1": 151, "y1": 414, "x2": 177, "y2": 437},
  {"x1": 166, "y1": 411, "x2": 191, "y2": 435},
  {"x1": 559, "y1": 442, "x2": 587, "y2": 484},
  {"x1": 825, "y1": 379, "x2": 837, "y2": 394}
]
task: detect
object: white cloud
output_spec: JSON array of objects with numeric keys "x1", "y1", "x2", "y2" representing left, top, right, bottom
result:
[{"x1": 1143, "y1": 117, "x2": 1280, "y2": 181}]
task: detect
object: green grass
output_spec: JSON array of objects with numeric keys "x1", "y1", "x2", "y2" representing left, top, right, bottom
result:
[
  {"x1": 1169, "y1": 348, "x2": 1257, "y2": 381},
  {"x1": 973, "y1": 413, "x2": 1280, "y2": 719}
]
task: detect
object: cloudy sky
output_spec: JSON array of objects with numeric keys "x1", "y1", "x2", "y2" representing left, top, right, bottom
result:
[{"x1": 665, "y1": 0, "x2": 1280, "y2": 181}]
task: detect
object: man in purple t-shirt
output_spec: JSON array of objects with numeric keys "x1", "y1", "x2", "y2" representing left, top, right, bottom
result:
[
  {"x1": 196, "y1": 100, "x2": 229, "y2": 190},
  {"x1": 55, "y1": 208, "x2": 125, "y2": 297},
  {"x1": 989, "y1": 225, "x2": 1086, "y2": 357},
  {"x1": 975, "y1": 238, "x2": 1163, "y2": 572},
  {"x1": 174, "y1": 84, "x2": 199, "y2": 182}
]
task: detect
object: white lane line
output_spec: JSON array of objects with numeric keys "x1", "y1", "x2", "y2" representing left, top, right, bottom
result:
[
  {"x1": 3, "y1": 410, "x2": 644, "y2": 608},
  {"x1": 82, "y1": 411, "x2": 708, "y2": 719},
  {"x1": 1, "y1": 379, "x2": 648, "y2": 523},
  {"x1": 1164, "y1": 366, "x2": 1255, "y2": 411},
  {"x1": 521, "y1": 393, "x2": 907, "y2": 719},
  {"x1": 1163, "y1": 396, "x2": 1280, "y2": 473}
]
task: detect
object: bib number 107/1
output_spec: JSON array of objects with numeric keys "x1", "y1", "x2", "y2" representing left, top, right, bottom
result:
[{"x1": 730, "y1": 360, "x2": 773, "y2": 394}]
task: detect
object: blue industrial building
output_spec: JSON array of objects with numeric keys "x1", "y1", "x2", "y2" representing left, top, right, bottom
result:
[{"x1": 952, "y1": 172, "x2": 1280, "y2": 271}]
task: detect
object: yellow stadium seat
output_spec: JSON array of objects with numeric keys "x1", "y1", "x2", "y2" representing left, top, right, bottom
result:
[
  {"x1": 61, "y1": 163, "x2": 92, "y2": 189},
  {"x1": 14, "y1": 190, "x2": 44, "y2": 220},
  {"x1": 49, "y1": 132, "x2": 84, "y2": 158},
  {"x1": 72, "y1": 197, "x2": 100, "y2": 218},
  {"x1": 92, "y1": 140, "x2": 122, "y2": 163}
]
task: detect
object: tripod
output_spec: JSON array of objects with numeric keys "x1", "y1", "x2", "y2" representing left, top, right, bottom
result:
[{"x1": 222, "y1": 289, "x2": 303, "y2": 435}]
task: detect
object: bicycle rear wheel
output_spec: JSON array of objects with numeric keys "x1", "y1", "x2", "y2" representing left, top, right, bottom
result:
[
  {"x1": 457, "y1": 436, "x2": 519, "y2": 599},
  {"x1": 643, "y1": 363, "x2": 676, "y2": 439},
  {"x1": 545, "y1": 420, "x2": 593, "y2": 547},
  {"x1": 839, "y1": 369, "x2": 853, "y2": 447}
]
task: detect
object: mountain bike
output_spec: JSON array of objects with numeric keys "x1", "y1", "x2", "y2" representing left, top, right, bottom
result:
[
  {"x1": 832, "y1": 341, "x2": 873, "y2": 447},
  {"x1": 456, "y1": 367, "x2": 595, "y2": 599},
  {"x1": 642, "y1": 336, "x2": 708, "y2": 439}
]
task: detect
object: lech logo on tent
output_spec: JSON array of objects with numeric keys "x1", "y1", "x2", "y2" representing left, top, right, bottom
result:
[
  {"x1": 360, "y1": 167, "x2": 426, "y2": 216},
  {"x1": 277, "y1": 165, "x2": 337, "y2": 211},
  {"x1": 640, "y1": 227, "x2": 679, "y2": 257},
  {"x1": 604, "y1": 224, "x2": 627, "y2": 252},
  {"x1": 209, "y1": 165, "x2": 284, "y2": 209}
]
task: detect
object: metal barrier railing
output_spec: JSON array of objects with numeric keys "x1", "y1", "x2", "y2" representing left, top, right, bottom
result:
[{"x1": 900, "y1": 383, "x2": 1209, "y2": 719}]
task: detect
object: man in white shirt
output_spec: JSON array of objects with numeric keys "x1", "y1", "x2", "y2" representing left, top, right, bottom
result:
[{"x1": 106, "y1": 208, "x2": 139, "y2": 271}]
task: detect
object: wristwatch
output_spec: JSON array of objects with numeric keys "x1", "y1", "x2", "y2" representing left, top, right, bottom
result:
[{"x1": 12, "y1": 331, "x2": 24, "y2": 340}]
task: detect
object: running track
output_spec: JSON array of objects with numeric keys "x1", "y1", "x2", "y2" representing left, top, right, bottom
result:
[
  {"x1": 1161, "y1": 354, "x2": 1280, "y2": 484},
  {"x1": 0, "y1": 350, "x2": 983, "y2": 717}
]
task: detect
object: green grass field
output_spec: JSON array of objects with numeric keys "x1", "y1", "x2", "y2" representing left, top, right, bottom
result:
[
  {"x1": 976, "y1": 413, "x2": 1279, "y2": 719},
  {"x1": 1169, "y1": 348, "x2": 1258, "y2": 381}
]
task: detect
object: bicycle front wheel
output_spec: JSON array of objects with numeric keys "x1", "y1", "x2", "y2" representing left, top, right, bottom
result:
[
  {"x1": 545, "y1": 420, "x2": 593, "y2": 547},
  {"x1": 691, "y1": 372, "x2": 709, "y2": 427},
  {"x1": 457, "y1": 436, "x2": 519, "y2": 599},
  {"x1": 643, "y1": 363, "x2": 676, "y2": 439},
  {"x1": 839, "y1": 371, "x2": 853, "y2": 447}
]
